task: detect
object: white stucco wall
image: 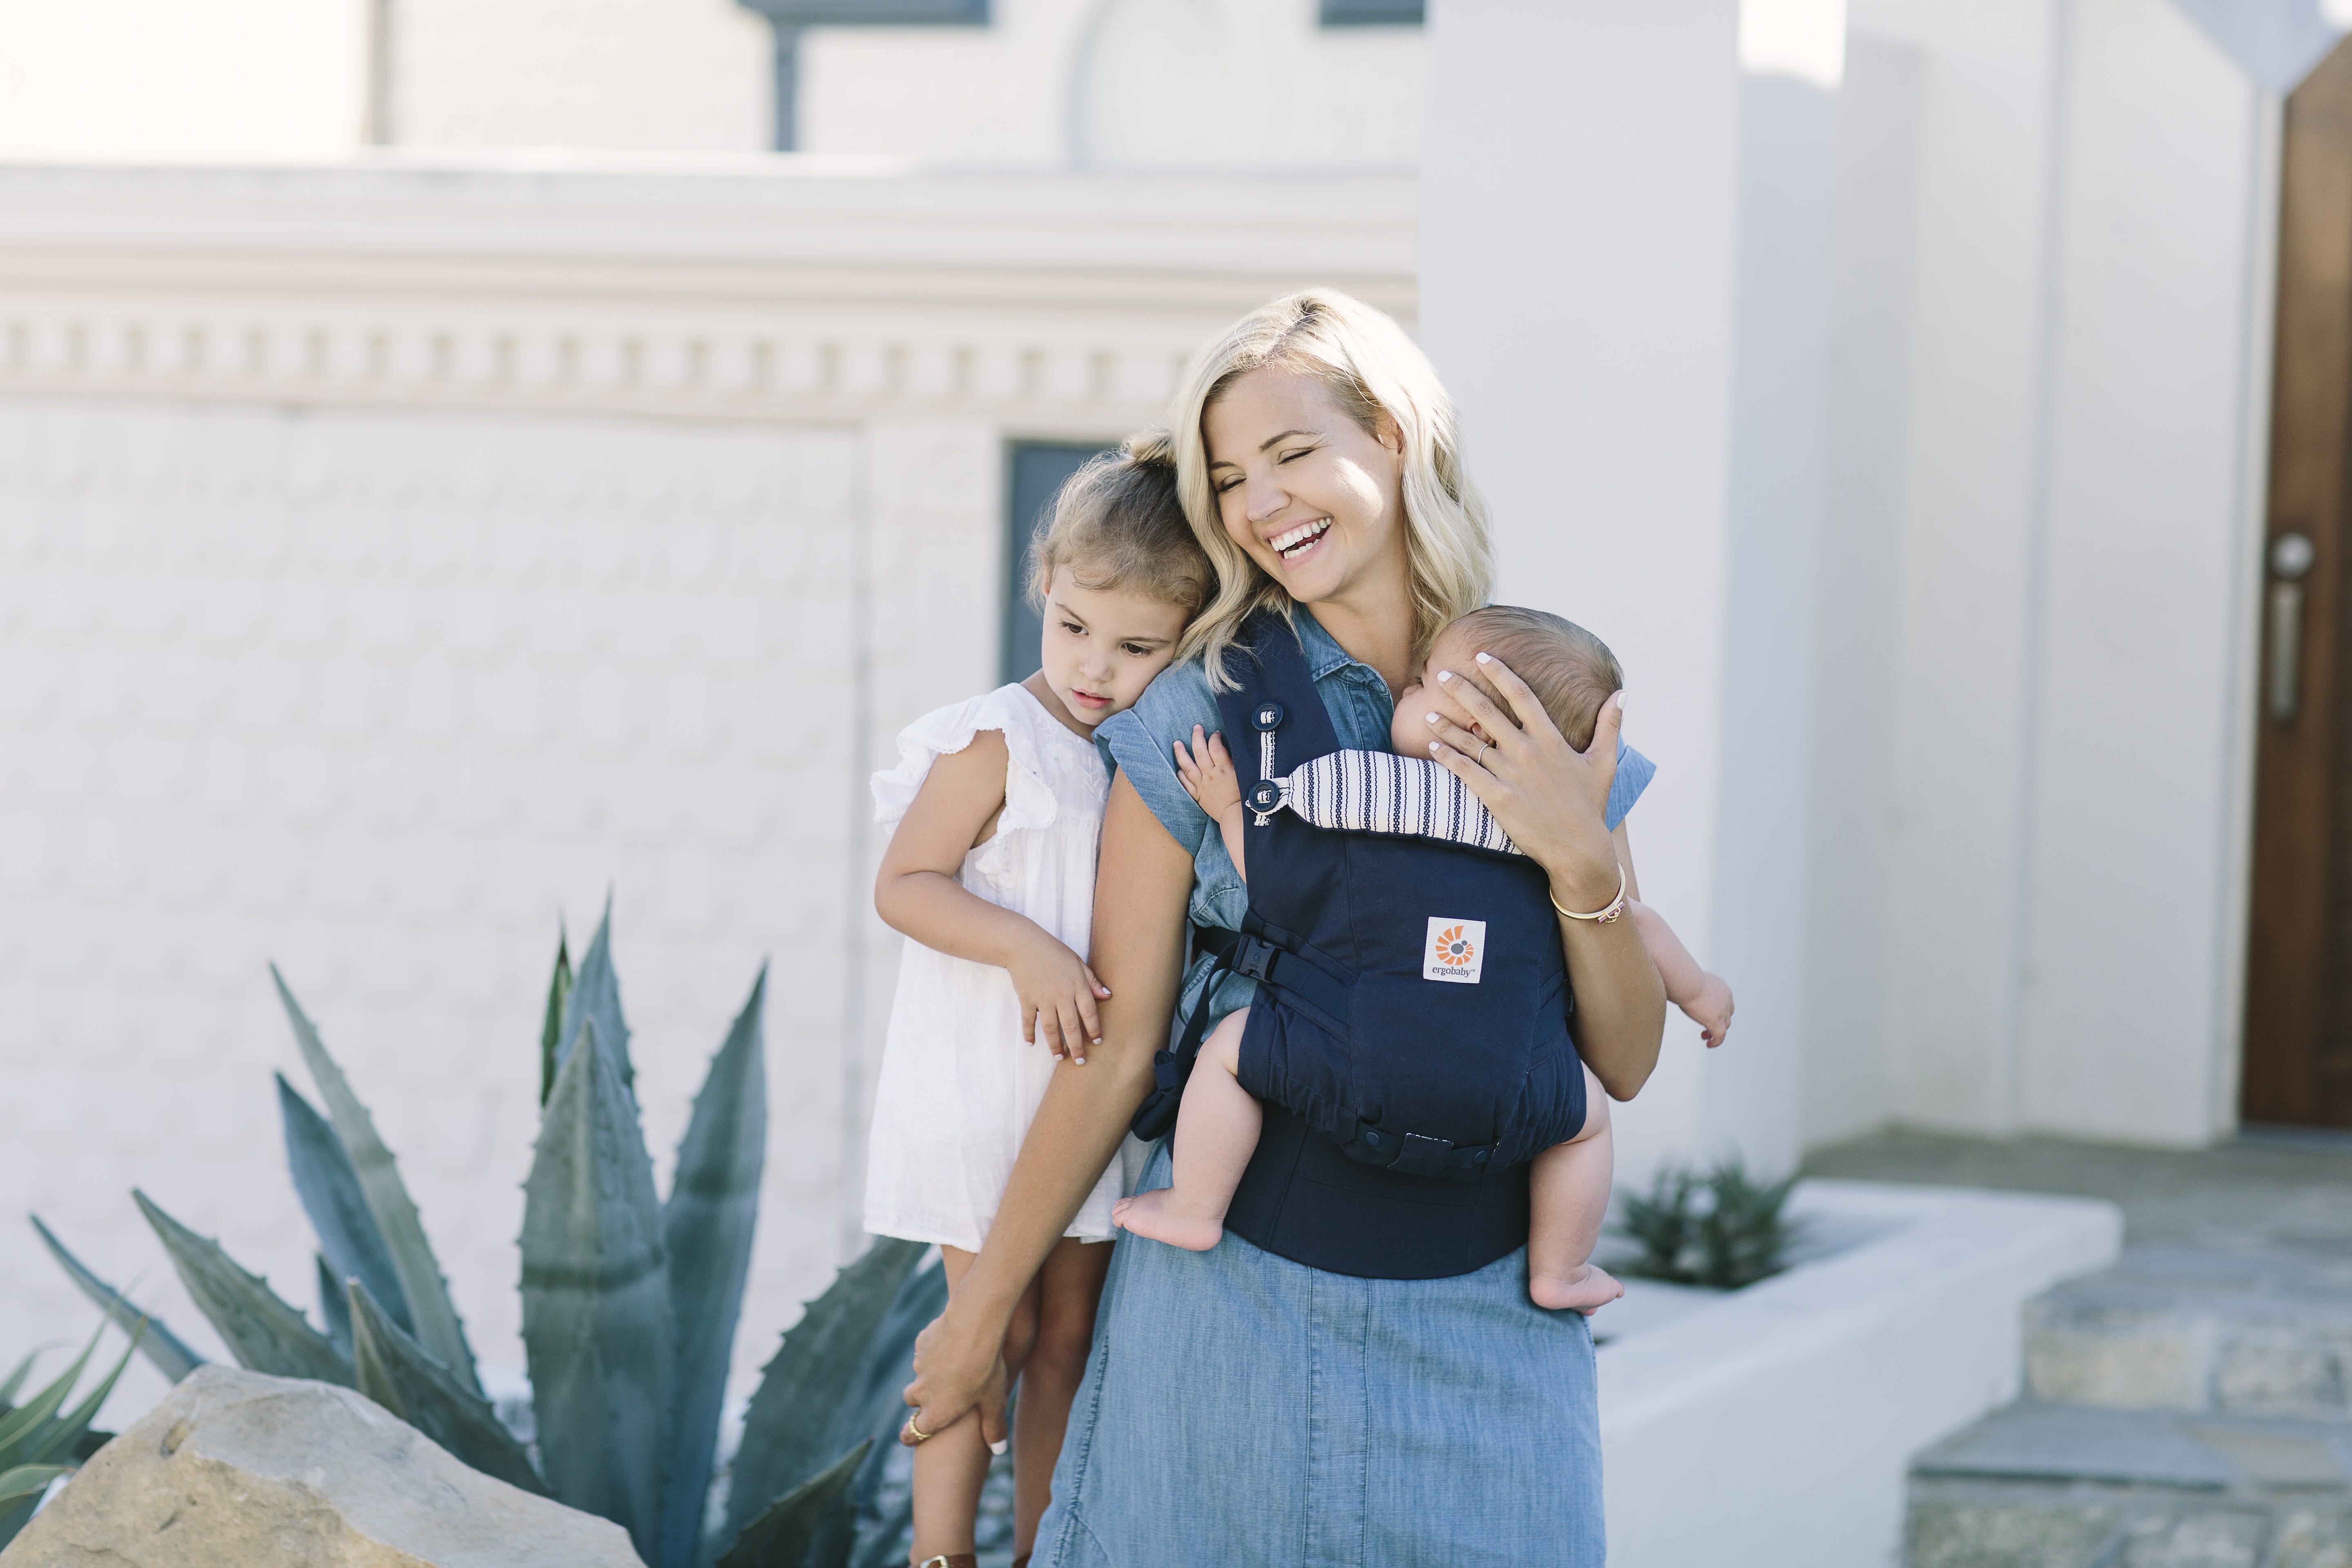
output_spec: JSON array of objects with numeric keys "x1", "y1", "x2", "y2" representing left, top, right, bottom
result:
[{"x1": 0, "y1": 160, "x2": 1415, "y2": 1427}]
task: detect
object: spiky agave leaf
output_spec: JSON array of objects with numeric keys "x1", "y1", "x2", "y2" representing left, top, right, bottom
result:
[
  {"x1": 540, "y1": 926, "x2": 572, "y2": 1108},
  {"x1": 133, "y1": 1190, "x2": 352, "y2": 1387},
  {"x1": 523, "y1": 1018, "x2": 673, "y2": 1561},
  {"x1": 277, "y1": 1073, "x2": 410, "y2": 1337},
  {"x1": 715, "y1": 1441, "x2": 869, "y2": 1568},
  {"x1": 555, "y1": 897, "x2": 633, "y2": 1095},
  {"x1": 657, "y1": 964, "x2": 768, "y2": 1568},
  {"x1": 724, "y1": 1237, "x2": 928, "y2": 1542},
  {"x1": 29, "y1": 1216, "x2": 205, "y2": 1383},
  {"x1": 347, "y1": 1280, "x2": 547, "y2": 1496},
  {"x1": 272, "y1": 966, "x2": 480, "y2": 1392},
  {"x1": 841, "y1": 1259, "x2": 951, "y2": 1568},
  {"x1": 318, "y1": 1255, "x2": 353, "y2": 1356},
  {"x1": 0, "y1": 1316, "x2": 141, "y2": 1548}
]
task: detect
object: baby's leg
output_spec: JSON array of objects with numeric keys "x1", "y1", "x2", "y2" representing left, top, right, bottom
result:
[
  {"x1": 1111, "y1": 1010, "x2": 1260, "y2": 1252},
  {"x1": 1528, "y1": 1066, "x2": 1626, "y2": 1314}
]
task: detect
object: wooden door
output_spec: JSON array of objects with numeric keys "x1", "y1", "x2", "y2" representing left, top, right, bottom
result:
[{"x1": 2245, "y1": 39, "x2": 2352, "y2": 1129}]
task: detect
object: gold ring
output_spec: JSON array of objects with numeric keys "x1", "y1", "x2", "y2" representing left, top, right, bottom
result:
[{"x1": 903, "y1": 1414, "x2": 932, "y2": 1444}]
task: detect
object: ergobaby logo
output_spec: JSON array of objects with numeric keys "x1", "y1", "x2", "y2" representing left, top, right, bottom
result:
[{"x1": 1424, "y1": 918, "x2": 1487, "y2": 984}]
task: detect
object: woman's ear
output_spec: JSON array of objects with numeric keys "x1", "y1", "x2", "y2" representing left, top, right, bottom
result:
[{"x1": 1374, "y1": 409, "x2": 1405, "y2": 457}]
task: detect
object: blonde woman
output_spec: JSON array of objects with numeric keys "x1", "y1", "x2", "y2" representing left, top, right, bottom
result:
[{"x1": 901, "y1": 290, "x2": 1666, "y2": 1565}]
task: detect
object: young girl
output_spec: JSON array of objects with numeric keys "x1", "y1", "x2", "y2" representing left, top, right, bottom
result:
[{"x1": 865, "y1": 436, "x2": 1209, "y2": 1568}]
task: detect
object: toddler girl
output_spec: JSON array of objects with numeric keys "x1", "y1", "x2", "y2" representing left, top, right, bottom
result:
[
  {"x1": 865, "y1": 437, "x2": 1209, "y2": 1568},
  {"x1": 1111, "y1": 604, "x2": 1733, "y2": 1313}
]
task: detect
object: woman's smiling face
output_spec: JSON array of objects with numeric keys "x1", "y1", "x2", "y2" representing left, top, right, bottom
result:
[{"x1": 1203, "y1": 365, "x2": 1407, "y2": 609}]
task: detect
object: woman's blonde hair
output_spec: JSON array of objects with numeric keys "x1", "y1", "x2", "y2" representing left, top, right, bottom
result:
[
  {"x1": 1167, "y1": 288, "x2": 1493, "y2": 686},
  {"x1": 1025, "y1": 431, "x2": 1213, "y2": 617}
]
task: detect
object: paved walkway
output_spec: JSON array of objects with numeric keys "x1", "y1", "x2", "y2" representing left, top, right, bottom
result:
[{"x1": 1803, "y1": 1128, "x2": 2352, "y2": 1251}]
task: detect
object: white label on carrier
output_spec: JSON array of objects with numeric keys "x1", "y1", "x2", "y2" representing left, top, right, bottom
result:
[{"x1": 1424, "y1": 918, "x2": 1487, "y2": 984}]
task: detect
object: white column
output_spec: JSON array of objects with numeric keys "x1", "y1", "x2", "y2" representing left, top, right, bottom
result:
[{"x1": 1421, "y1": 0, "x2": 1838, "y2": 1180}]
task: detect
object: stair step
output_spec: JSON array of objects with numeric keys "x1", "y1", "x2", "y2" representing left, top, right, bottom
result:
[
  {"x1": 1907, "y1": 1403, "x2": 2352, "y2": 1568},
  {"x1": 2024, "y1": 1244, "x2": 2352, "y2": 1419}
]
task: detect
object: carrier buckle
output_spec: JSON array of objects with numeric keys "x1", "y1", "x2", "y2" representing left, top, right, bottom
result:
[{"x1": 1230, "y1": 935, "x2": 1281, "y2": 984}]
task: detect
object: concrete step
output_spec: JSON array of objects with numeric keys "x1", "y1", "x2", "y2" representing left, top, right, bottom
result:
[
  {"x1": 1906, "y1": 1402, "x2": 2352, "y2": 1568},
  {"x1": 2024, "y1": 1243, "x2": 2352, "y2": 1420}
]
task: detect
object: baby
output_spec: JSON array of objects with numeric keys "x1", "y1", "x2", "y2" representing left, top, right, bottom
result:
[{"x1": 1111, "y1": 604, "x2": 1733, "y2": 1312}]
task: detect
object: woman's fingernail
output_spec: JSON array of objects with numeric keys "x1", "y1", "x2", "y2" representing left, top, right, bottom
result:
[
  {"x1": 1614, "y1": 693, "x2": 1627, "y2": 713},
  {"x1": 1476, "y1": 652, "x2": 1492, "y2": 664},
  {"x1": 1074, "y1": 1054, "x2": 1087, "y2": 1065},
  {"x1": 989, "y1": 1439, "x2": 1009, "y2": 1456},
  {"x1": 1428, "y1": 742, "x2": 1441, "y2": 755},
  {"x1": 1436, "y1": 670, "x2": 1452, "y2": 683},
  {"x1": 1426, "y1": 712, "x2": 1440, "y2": 725}
]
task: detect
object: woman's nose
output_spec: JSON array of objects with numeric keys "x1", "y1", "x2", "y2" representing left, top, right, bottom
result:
[{"x1": 1245, "y1": 474, "x2": 1287, "y2": 525}]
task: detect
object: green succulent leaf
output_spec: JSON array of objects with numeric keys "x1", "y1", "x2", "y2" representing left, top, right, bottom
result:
[
  {"x1": 318, "y1": 1255, "x2": 354, "y2": 1357},
  {"x1": 277, "y1": 1074, "x2": 411, "y2": 1339},
  {"x1": 0, "y1": 1325, "x2": 105, "y2": 1460},
  {"x1": 841, "y1": 1259, "x2": 950, "y2": 1568},
  {"x1": 555, "y1": 898, "x2": 634, "y2": 1096},
  {"x1": 0, "y1": 1464, "x2": 72, "y2": 1506},
  {"x1": 29, "y1": 1216, "x2": 205, "y2": 1383},
  {"x1": 0, "y1": 1347, "x2": 53, "y2": 1408},
  {"x1": 540, "y1": 927, "x2": 573, "y2": 1109},
  {"x1": 726, "y1": 1236, "x2": 928, "y2": 1541},
  {"x1": 133, "y1": 1190, "x2": 353, "y2": 1388},
  {"x1": 715, "y1": 1441, "x2": 869, "y2": 1568},
  {"x1": 347, "y1": 1280, "x2": 548, "y2": 1497},
  {"x1": 658, "y1": 964, "x2": 768, "y2": 1568},
  {"x1": 18, "y1": 1332, "x2": 140, "y2": 1473},
  {"x1": 272, "y1": 965, "x2": 480, "y2": 1392},
  {"x1": 522, "y1": 1017, "x2": 674, "y2": 1562}
]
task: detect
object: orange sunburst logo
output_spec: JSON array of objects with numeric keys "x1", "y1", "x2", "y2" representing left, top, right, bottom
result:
[{"x1": 1433, "y1": 925, "x2": 1476, "y2": 965}]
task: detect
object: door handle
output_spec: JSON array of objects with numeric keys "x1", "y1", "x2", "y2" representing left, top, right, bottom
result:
[{"x1": 2270, "y1": 531, "x2": 2316, "y2": 724}]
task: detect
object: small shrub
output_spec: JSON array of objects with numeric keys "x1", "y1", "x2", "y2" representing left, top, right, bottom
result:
[{"x1": 1611, "y1": 1156, "x2": 1804, "y2": 1289}]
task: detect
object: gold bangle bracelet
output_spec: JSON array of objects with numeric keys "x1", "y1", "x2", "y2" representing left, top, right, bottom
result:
[{"x1": 1551, "y1": 866, "x2": 1628, "y2": 924}]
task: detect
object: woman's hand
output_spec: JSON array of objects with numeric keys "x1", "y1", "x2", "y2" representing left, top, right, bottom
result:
[
  {"x1": 1006, "y1": 932, "x2": 1111, "y2": 1063},
  {"x1": 1421, "y1": 654, "x2": 1624, "y2": 908},
  {"x1": 903, "y1": 1307, "x2": 1012, "y2": 1452}
]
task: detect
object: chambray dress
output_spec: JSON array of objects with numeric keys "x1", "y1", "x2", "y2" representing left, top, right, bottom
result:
[{"x1": 1034, "y1": 610, "x2": 1652, "y2": 1568}]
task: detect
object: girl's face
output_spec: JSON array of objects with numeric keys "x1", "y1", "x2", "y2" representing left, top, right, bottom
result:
[
  {"x1": 1203, "y1": 365, "x2": 1408, "y2": 610},
  {"x1": 1033, "y1": 564, "x2": 1189, "y2": 733}
]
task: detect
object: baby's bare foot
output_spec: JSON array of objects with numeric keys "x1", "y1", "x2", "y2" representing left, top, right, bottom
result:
[
  {"x1": 1530, "y1": 1262, "x2": 1625, "y2": 1315},
  {"x1": 1112, "y1": 1190, "x2": 1224, "y2": 1252}
]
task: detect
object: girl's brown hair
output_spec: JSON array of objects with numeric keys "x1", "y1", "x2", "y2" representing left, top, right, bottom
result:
[{"x1": 1026, "y1": 430, "x2": 1213, "y2": 616}]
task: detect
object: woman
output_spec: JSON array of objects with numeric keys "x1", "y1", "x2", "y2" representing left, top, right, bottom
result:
[{"x1": 902, "y1": 290, "x2": 1666, "y2": 1566}]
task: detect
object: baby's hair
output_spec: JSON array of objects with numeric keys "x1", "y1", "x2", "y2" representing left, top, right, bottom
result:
[
  {"x1": 1446, "y1": 605, "x2": 1623, "y2": 751},
  {"x1": 1026, "y1": 430, "x2": 1213, "y2": 618}
]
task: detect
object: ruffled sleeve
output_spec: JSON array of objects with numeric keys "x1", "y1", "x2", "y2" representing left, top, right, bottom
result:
[{"x1": 871, "y1": 687, "x2": 1065, "y2": 875}]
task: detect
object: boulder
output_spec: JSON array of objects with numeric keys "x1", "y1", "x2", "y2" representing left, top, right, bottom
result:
[{"x1": 0, "y1": 1365, "x2": 641, "y2": 1568}]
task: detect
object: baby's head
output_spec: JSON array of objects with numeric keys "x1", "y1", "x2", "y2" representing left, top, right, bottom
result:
[
  {"x1": 1027, "y1": 432, "x2": 1214, "y2": 730},
  {"x1": 1390, "y1": 604, "x2": 1624, "y2": 757}
]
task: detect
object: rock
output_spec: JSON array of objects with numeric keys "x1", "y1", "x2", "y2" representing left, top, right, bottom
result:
[{"x1": 0, "y1": 1365, "x2": 642, "y2": 1568}]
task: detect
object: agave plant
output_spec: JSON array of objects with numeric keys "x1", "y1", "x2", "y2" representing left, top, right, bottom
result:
[
  {"x1": 1610, "y1": 1156, "x2": 1806, "y2": 1290},
  {"x1": 33, "y1": 905, "x2": 943, "y2": 1568},
  {"x1": 0, "y1": 1312, "x2": 144, "y2": 1549}
]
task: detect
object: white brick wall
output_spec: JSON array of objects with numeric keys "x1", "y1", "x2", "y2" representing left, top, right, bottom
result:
[{"x1": 0, "y1": 399, "x2": 877, "y2": 1428}]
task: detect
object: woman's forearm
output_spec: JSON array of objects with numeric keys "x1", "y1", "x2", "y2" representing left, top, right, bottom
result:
[
  {"x1": 1560, "y1": 912, "x2": 1666, "y2": 1099},
  {"x1": 933, "y1": 776, "x2": 1190, "y2": 1343}
]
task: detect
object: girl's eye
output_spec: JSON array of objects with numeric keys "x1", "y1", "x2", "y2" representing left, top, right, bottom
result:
[
  {"x1": 1061, "y1": 621, "x2": 1085, "y2": 635},
  {"x1": 1122, "y1": 644, "x2": 1151, "y2": 657}
]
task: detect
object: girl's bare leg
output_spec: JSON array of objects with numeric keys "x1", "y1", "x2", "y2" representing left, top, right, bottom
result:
[
  {"x1": 1528, "y1": 1066, "x2": 1625, "y2": 1313},
  {"x1": 1010, "y1": 1234, "x2": 1113, "y2": 1556},
  {"x1": 1110, "y1": 1011, "x2": 1258, "y2": 1251},
  {"x1": 913, "y1": 1245, "x2": 1040, "y2": 1561}
]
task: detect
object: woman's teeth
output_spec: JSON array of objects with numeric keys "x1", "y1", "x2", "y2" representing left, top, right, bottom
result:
[{"x1": 1270, "y1": 519, "x2": 1331, "y2": 560}]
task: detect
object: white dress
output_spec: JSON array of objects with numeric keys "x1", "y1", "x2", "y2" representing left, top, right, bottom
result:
[{"x1": 864, "y1": 682, "x2": 1139, "y2": 1250}]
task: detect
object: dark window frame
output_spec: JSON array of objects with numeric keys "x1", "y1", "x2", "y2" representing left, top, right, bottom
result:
[
  {"x1": 1318, "y1": 0, "x2": 1423, "y2": 24},
  {"x1": 735, "y1": 0, "x2": 990, "y2": 151},
  {"x1": 1002, "y1": 441, "x2": 1118, "y2": 686}
]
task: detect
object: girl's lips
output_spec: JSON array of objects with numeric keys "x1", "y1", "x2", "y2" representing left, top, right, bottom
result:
[{"x1": 1071, "y1": 689, "x2": 1112, "y2": 709}]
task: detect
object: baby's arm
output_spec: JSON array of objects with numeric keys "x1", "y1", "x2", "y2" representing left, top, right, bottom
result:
[
  {"x1": 875, "y1": 731, "x2": 1110, "y2": 1060},
  {"x1": 1173, "y1": 726, "x2": 1249, "y2": 882},
  {"x1": 1628, "y1": 901, "x2": 1734, "y2": 1048}
]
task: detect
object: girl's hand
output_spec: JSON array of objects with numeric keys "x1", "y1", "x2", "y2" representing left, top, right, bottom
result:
[
  {"x1": 1422, "y1": 655, "x2": 1624, "y2": 910},
  {"x1": 1007, "y1": 932, "x2": 1111, "y2": 1063},
  {"x1": 904, "y1": 1308, "x2": 1011, "y2": 1453},
  {"x1": 1173, "y1": 726, "x2": 1243, "y2": 819}
]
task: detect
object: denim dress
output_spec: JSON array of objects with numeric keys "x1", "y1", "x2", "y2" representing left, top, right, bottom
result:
[{"x1": 1033, "y1": 610, "x2": 1651, "y2": 1568}]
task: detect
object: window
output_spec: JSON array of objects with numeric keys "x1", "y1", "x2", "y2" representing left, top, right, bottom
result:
[
  {"x1": 735, "y1": 0, "x2": 989, "y2": 150},
  {"x1": 1319, "y1": 0, "x2": 1423, "y2": 23},
  {"x1": 1003, "y1": 442, "x2": 1117, "y2": 684}
]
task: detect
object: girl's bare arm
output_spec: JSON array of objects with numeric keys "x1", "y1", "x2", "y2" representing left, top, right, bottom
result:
[
  {"x1": 875, "y1": 732, "x2": 1109, "y2": 1055},
  {"x1": 901, "y1": 771, "x2": 1192, "y2": 1447}
]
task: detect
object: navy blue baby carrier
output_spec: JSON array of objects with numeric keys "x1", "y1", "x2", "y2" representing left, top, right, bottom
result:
[{"x1": 1131, "y1": 612, "x2": 1588, "y2": 1281}]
